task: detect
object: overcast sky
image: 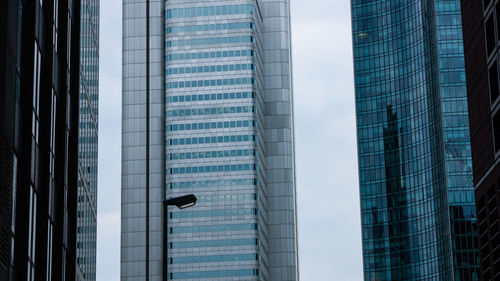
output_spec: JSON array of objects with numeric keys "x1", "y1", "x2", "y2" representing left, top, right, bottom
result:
[{"x1": 97, "y1": 0, "x2": 363, "y2": 280}]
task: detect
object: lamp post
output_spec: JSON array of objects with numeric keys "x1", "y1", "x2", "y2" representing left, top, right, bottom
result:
[{"x1": 163, "y1": 194, "x2": 197, "y2": 281}]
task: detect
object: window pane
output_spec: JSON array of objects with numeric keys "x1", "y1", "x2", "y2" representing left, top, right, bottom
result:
[
  {"x1": 486, "y1": 15, "x2": 496, "y2": 56},
  {"x1": 494, "y1": 112, "x2": 500, "y2": 153},
  {"x1": 489, "y1": 61, "x2": 499, "y2": 103}
]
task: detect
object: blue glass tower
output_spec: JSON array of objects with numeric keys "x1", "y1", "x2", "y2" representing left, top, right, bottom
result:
[{"x1": 351, "y1": 0, "x2": 479, "y2": 280}]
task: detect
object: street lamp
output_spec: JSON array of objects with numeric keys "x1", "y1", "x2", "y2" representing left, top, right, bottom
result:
[
  {"x1": 163, "y1": 194, "x2": 197, "y2": 281},
  {"x1": 165, "y1": 194, "x2": 197, "y2": 209}
]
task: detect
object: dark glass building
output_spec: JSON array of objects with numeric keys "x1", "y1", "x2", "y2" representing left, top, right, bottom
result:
[
  {"x1": 76, "y1": 0, "x2": 99, "y2": 280},
  {"x1": 351, "y1": 0, "x2": 479, "y2": 280},
  {"x1": 461, "y1": 0, "x2": 500, "y2": 279},
  {"x1": 0, "y1": 0, "x2": 82, "y2": 280}
]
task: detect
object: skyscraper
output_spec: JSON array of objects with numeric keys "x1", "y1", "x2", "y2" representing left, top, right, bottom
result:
[
  {"x1": 0, "y1": 0, "x2": 82, "y2": 280},
  {"x1": 77, "y1": 0, "x2": 99, "y2": 280},
  {"x1": 461, "y1": 0, "x2": 500, "y2": 279},
  {"x1": 121, "y1": 0, "x2": 298, "y2": 280},
  {"x1": 351, "y1": 1, "x2": 479, "y2": 280}
]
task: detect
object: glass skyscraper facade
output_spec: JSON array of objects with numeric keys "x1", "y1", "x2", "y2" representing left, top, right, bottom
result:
[
  {"x1": 351, "y1": 0, "x2": 479, "y2": 280},
  {"x1": 77, "y1": 0, "x2": 99, "y2": 280},
  {"x1": 122, "y1": 0, "x2": 298, "y2": 280},
  {"x1": 1, "y1": 0, "x2": 82, "y2": 280}
]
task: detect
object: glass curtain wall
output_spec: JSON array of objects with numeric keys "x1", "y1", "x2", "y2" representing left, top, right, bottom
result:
[
  {"x1": 77, "y1": 0, "x2": 99, "y2": 279},
  {"x1": 165, "y1": 1, "x2": 268, "y2": 280},
  {"x1": 351, "y1": 0, "x2": 479, "y2": 280}
]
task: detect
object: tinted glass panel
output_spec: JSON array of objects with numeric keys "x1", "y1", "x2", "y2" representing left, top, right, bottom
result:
[
  {"x1": 485, "y1": 0, "x2": 493, "y2": 10},
  {"x1": 494, "y1": 112, "x2": 500, "y2": 153},
  {"x1": 490, "y1": 61, "x2": 499, "y2": 103},
  {"x1": 486, "y1": 15, "x2": 496, "y2": 56},
  {"x1": 496, "y1": 5, "x2": 500, "y2": 43}
]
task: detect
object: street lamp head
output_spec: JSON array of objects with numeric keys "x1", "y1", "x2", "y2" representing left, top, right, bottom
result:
[
  {"x1": 177, "y1": 201, "x2": 196, "y2": 209},
  {"x1": 164, "y1": 194, "x2": 197, "y2": 209}
]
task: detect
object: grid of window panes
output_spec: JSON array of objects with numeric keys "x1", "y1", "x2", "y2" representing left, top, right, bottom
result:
[
  {"x1": 352, "y1": 0, "x2": 479, "y2": 280},
  {"x1": 77, "y1": 0, "x2": 99, "y2": 279},
  {"x1": 436, "y1": 1, "x2": 480, "y2": 280},
  {"x1": 165, "y1": 1, "x2": 268, "y2": 280},
  {"x1": 484, "y1": 0, "x2": 500, "y2": 159},
  {"x1": 478, "y1": 0, "x2": 500, "y2": 279}
]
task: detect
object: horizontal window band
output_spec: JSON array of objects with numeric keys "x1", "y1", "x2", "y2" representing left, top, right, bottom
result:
[
  {"x1": 169, "y1": 238, "x2": 260, "y2": 249},
  {"x1": 169, "y1": 223, "x2": 259, "y2": 234},
  {"x1": 167, "y1": 120, "x2": 257, "y2": 131},
  {"x1": 169, "y1": 179, "x2": 258, "y2": 190},
  {"x1": 167, "y1": 77, "x2": 256, "y2": 89},
  {"x1": 167, "y1": 49, "x2": 254, "y2": 62},
  {"x1": 166, "y1": 4, "x2": 255, "y2": 19},
  {"x1": 167, "y1": 134, "x2": 257, "y2": 146},
  {"x1": 167, "y1": 22, "x2": 253, "y2": 34},
  {"x1": 169, "y1": 149, "x2": 256, "y2": 160},
  {"x1": 167, "y1": 164, "x2": 258, "y2": 175},
  {"x1": 167, "y1": 91, "x2": 254, "y2": 103},
  {"x1": 168, "y1": 253, "x2": 259, "y2": 265}
]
